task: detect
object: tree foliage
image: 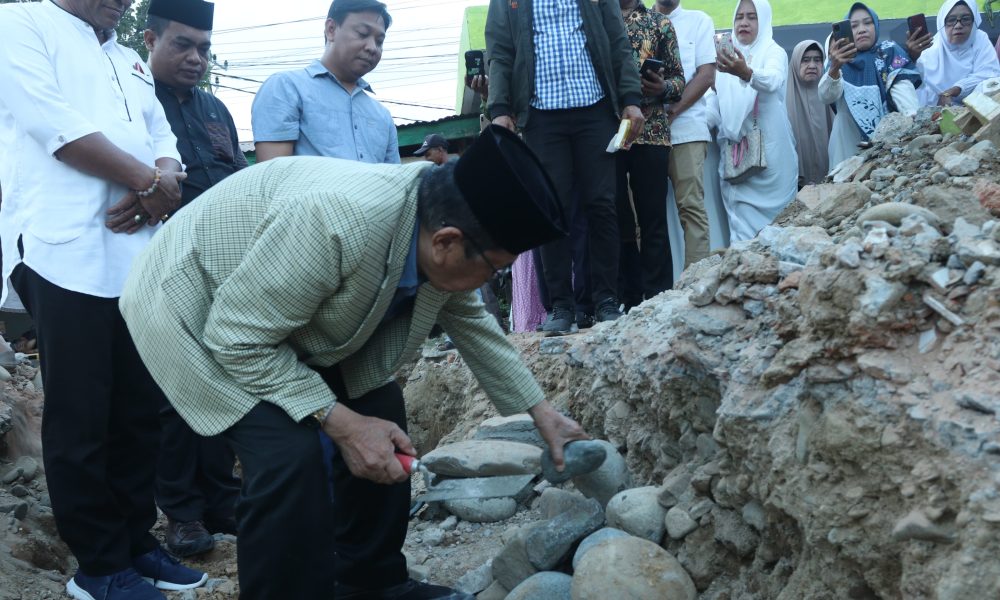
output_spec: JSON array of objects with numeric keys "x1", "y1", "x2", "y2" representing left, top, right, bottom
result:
[{"x1": 115, "y1": 0, "x2": 152, "y2": 60}]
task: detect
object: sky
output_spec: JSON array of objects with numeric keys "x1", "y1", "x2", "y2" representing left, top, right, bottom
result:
[{"x1": 210, "y1": 0, "x2": 485, "y2": 141}]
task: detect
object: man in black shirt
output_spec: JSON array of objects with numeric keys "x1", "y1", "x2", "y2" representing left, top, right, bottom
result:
[{"x1": 143, "y1": 0, "x2": 244, "y2": 557}]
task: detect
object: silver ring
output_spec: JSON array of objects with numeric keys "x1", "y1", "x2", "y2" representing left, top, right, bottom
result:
[{"x1": 134, "y1": 214, "x2": 143, "y2": 224}]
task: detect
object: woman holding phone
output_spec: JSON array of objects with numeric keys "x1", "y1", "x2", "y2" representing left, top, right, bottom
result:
[
  {"x1": 708, "y1": 0, "x2": 797, "y2": 242},
  {"x1": 910, "y1": 0, "x2": 1000, "y2": 107},
  {"x1": 819, "y1": 3, "x2": 921, "y2": 169}
]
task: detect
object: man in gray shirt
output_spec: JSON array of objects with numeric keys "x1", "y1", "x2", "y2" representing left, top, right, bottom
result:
[{"x1": 252, "y1": 0, "x2": 398, "y2": 164}]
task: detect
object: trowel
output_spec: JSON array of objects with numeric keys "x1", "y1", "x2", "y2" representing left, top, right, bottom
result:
[{"x1": 396, "y1": 453, "x2": 535, "y2": 503}]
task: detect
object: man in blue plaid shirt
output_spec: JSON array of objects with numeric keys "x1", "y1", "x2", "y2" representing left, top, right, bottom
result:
[{"x1": 486, "y1": 0, "x2": 645, "y2": 335}]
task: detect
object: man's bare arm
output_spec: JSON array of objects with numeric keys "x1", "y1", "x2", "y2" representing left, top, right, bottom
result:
[
  {"x1": 54, "y1": 132, "x2": 164, "y2": 191},
  {"x1": 668, "y1": 63, "x2": 716, "y2": 120},
  {"x1": 255, "y1": 142, "x2": 295, "y2": 163}
]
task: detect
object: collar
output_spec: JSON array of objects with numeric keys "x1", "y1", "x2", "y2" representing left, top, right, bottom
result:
[
  {"x1": 623, "y1": 0, "x2": 648, "y2": 16},
  {"x1": 154, "y1": 79, "x2": 196, "y2": 101},
  {"x1": 398, "y1": 220, "x2": 422, "y2": 290},
  {"x1": 47, "y1": 0, "x2": 117, "y2": 44},
  {"x1": 305, "y1": 60, "x2": 375, "y2": 94}
]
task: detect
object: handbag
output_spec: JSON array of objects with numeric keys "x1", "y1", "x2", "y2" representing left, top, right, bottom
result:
[{"x1": 723, "y1": 97, "x2": 766, "y2": 184}]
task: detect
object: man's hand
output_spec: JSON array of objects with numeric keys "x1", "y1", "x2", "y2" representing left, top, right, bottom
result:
[
  {"x1": 492, "y1": 115, "x2": 517, "y2": 132},
  {"x1": 321, "y1": 403, "x2": 414, "y2": 485},
  {"x1": 469, "y1": 74, "x2": 490, "y2": 100},
  {"x1": 827, "y1": 38, "x2": 857, "y2": 79},
  {"x1": 905, "y1": 27, "x2": 933, "y2": 61},
  {"x1": 717, "y1": 48, "x2": 752, "y2": 82},
  {"x1": 528, "y1": 400, "x2": 589, "y2": 471},
  {"x1": 621, "y1": 105, "x2": 645, "y2": 149},
  {"x1": 641, "y1": 68, "x2": 666, "y2": 99},
  {"x1": 105, "y1": 170, "x2": 186, "y2": 233},
  {"x1": 138, "y1": 170, "x2": 186, "y2": 226}
]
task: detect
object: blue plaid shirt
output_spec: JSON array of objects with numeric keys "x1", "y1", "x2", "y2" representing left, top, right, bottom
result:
[{"x1": 531, "y1": 0, "x2": 605, "y2": 110}]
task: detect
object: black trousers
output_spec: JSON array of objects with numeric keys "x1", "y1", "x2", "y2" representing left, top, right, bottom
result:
[
  {"x1": 523, "y1": 99, "x2": 620, "y2": 309},
  {"x1": 616, "y1": 144, "x2": 673, "y2": 307},
  {"x1": 223, "y1": 368, "x2": 409, "y2": 599},
  {"x1": 155, "y1": 403, "x2": 239, "y2": 525},
  {"x1": 10, "y1": 263, "x2": 160, "y2": 575},
  {"x1": 533, "y1": 190, "x2": 593, "y2": 315}
]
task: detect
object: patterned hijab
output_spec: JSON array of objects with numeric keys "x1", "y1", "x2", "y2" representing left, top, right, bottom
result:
[
  {"x1": 787, "y1": 41, "x2": 833, "y2": 185},
  {"x1": 837, "y1": 3, "x2": 922, "y2": 139}
]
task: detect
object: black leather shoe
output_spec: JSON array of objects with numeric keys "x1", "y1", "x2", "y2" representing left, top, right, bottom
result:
[
  {"x1": 165, "y1": 519, "x2": 215, "y2": 558},
  {"x1": 337, "y1": 579, "x2": 474, "y2": 600}
]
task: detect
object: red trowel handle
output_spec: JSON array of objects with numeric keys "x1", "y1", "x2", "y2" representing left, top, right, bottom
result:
[{"x1": 395, "y1": 452, "x2": 421, "y2": 475}]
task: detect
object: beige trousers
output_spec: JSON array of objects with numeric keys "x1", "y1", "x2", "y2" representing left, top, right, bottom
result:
[{"x1": 668, "y1": 141, "x2": 710, "y2": 267}]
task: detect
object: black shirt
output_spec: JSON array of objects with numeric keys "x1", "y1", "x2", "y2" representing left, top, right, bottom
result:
[{"x1": 155, "y1": 81, "x2": 248, "y2": 207}]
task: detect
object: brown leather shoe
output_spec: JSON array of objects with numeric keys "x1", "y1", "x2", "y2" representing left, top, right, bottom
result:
[{"x1": 165, "y1": 519, "x2": 215, "y2": 558}]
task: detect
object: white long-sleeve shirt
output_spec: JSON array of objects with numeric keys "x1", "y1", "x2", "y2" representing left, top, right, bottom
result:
[
  {"x1": 818, "y1": 72, "x2": 918, "y2": 170},
  {"x1": 0, "y1": 1, "x2": 180, "y2": 307}
]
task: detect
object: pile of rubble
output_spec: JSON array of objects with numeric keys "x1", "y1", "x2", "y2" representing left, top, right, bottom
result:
[
  {"x1": 2, "y1": 103, "x2": 1000, "y2": 598},
  {"x1": 402, "y1": 105, "x2": 1000, "y2": 598}
]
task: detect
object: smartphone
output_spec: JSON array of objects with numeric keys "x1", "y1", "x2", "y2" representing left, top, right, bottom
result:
[
  {"x1": 907, "y1": 13, "x2": 927, "y2": 35},
  {"x1": 832, "y1": 20, "x2": 855, "y2": 47},
  {"x1": 714, "y1": 32, "x2": 735, "y2": 57},
  {"x1": 465, "y1": 50, "x2": 485, "y2": 78},
  {"x1": 640, "y1": 58, "x2": 664, "y2": 78}
]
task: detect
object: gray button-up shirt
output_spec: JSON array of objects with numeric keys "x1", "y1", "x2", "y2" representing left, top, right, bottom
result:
[{"x1": 251, "y1": 60, "x2": 399, "y2": 164}]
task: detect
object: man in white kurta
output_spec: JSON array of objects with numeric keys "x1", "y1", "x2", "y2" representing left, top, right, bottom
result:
[{"x1": 0, "y1": 1, "x2": 206, "y2": 597}]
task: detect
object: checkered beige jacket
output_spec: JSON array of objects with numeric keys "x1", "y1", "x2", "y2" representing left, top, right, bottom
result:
[{"x1": 120, "y1": 157, "x2": 544, "y2": 436}]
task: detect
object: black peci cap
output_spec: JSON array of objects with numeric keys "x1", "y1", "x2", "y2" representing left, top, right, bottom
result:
[
  {"x1": 453, "y1": 125, "x2": 566, "y2": 255},
  {"x1": 148, "y1": 0, "x2": 215, "y2": 30}
]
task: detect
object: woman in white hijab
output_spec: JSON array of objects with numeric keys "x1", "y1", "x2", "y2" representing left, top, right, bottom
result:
[
  {"x1": 708, "y1": 0, "x2": 798, "y2": 243},
  {"x1": 912, "y1": 0, "x2": 1000, "y2": 106}
]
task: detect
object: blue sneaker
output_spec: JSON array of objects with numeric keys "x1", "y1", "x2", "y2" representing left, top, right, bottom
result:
[
  {"x1": 132, "y1": 547, "x2": 208, "y2": 591},
  {"x1": 66, "y1": 567, "x2": 165, "y2": 600}
]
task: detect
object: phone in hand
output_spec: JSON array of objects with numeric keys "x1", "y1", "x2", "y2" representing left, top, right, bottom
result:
[
  {"x1": 907, "y1": 13, "x2": 927, "y2": 35},
  {"x1": 714, "y1": 32, "x2": 736, "y2": 58},
  {"x1": 831, "y1": 20, "x2": 855, "y2": 47},
  {"x1": 640, "y1": 58, "x2": 664, "y2": 79},
  {"x1": 465, "y1": 50, "x2": 485, "y2": 81}
]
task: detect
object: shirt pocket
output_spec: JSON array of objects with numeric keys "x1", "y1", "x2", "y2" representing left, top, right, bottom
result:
[
  {"x1": 680, "y1": 40, "x2": 697, "y2": 81},
  {"x1": 206, "y1": 122, "x2": 235, "y2": 163},
  {"x1": 363, "y1": 117, "x2": 390, "y2": 162}
]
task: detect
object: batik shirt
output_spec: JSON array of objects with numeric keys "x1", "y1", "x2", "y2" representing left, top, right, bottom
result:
[{"x1": 622, "y1": 2, "x2": 685, "y2": 146}]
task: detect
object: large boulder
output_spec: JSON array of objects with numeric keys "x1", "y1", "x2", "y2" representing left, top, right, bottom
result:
[{"x1": 570, "y1": 537, "x2": 696, "y2": 600}]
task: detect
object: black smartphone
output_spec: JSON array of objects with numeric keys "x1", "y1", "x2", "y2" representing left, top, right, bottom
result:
[
  {"x1": 465, "y1": 50, "x2": 485, "y2": 78},
  {"x1": 907, "y1": 13, "x2": 927, "y2": 35},
  {"x1": 832, "y1": 19, "x2": 855, "y2": 47},
  {"x1": 640, "y1": 58, "x2": 664, "y2": 78}
]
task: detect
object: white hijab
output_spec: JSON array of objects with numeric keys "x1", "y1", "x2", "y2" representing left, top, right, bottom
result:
[
  {"x1": 918, "y1": 0, "x2": 1000, "y2": 97},
  {"x1": 717, "y1": 0, "x2": 779, "y2": 140}
]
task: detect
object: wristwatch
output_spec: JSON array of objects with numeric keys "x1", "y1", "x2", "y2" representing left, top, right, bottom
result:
[{"x1": 310, "y1": 403, "x2": 335, "y2": 427}]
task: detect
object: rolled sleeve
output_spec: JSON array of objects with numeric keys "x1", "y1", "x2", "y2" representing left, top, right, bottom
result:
[
  {"x1": 251, "y1": 72, "x2": 303, "y2": 143},
  {"x1": 0, "y1": 10, "x2": 100, "y2": 155}
]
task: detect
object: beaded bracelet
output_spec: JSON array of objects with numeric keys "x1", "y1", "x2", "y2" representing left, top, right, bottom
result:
[{"x1": 136, "y1": 168, "x2": 162, "y2": 199}]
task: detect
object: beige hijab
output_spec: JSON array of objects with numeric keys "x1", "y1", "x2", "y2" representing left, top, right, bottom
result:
[{"x1": 786, "y1": 40, "x2": 834, "y2": 186}]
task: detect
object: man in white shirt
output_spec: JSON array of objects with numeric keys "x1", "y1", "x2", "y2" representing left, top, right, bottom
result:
[
  {"x1": 655, "y1": 0, "x2": 716, "y2": 267},
  {"x1": 0, "y1": 1, "x2": 207, "y2": 598}
]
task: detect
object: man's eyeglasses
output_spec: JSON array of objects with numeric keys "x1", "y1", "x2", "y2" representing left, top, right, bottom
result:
[
  {"x1": 944, "y1": 15, "x2": 974, "y2": 27},
  {"x1": 442, "y1": 221, "x2": 510, "y2": 279}
]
